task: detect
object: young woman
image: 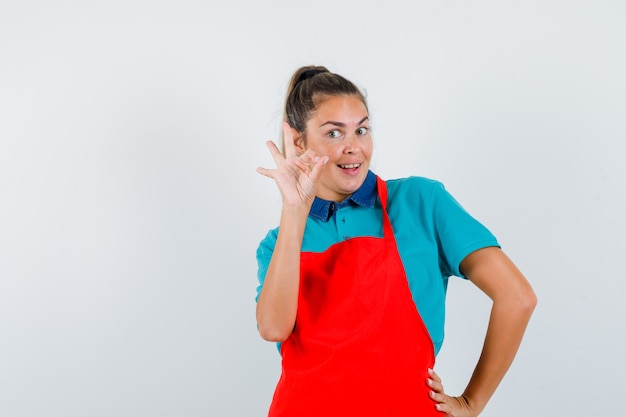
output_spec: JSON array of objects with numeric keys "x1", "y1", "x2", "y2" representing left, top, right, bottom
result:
[{"x1": 256, "y1": 66, "x2": 536, "y2": 417}]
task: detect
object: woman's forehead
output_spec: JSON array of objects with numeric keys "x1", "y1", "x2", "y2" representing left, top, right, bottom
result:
[{"x1": 309, "y1": 95, "x2": 368, "y2": 125}]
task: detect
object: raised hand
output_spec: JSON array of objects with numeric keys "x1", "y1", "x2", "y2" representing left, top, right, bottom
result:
[{"x1": 257, "y1": 122, "x2": 328, "y2": 208}]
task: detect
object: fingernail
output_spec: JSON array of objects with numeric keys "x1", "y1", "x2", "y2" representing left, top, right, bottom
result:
[{"x1": 427, "y1": 378, "x2": 433, "y2": 386}]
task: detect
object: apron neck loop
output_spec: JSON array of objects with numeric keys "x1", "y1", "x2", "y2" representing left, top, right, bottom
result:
[{"x1": 376, "y1": 176, "x2": 388, "y2": 210}]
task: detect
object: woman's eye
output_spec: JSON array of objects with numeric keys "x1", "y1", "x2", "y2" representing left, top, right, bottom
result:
[
  {"x1": 356, "y1": 127, "x2": 369, "y2": 135},
  {"x1": 327, "y1": 130, "x2": 342, "y2": 139}
]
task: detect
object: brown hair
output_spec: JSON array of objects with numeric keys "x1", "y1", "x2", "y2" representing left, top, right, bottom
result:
[{"x1": 283, "y1": 65, "x2": 368, "y2": 148}]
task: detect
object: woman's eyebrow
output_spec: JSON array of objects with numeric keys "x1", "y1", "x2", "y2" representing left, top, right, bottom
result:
[{"x1": 319, "y1": 116, "x2": 369, "y2": 128}]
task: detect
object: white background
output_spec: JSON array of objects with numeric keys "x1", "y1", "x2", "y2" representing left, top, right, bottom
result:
[{"x1": 1, "y1": 1, "x2": 625, "y2": 416}]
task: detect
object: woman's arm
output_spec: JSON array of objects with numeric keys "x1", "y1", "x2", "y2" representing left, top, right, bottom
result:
[
  {"x1": 429, "y1": 246, "x2": 537, "y2": 417},
  {"x1": 256, "y1": 205, "x2": 309, "y2": 341},
  {"x1": 256, "y1": 123, "x2": 328, "y2": 342}
]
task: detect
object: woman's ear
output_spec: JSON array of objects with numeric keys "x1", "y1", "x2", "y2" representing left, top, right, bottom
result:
[
  {"x1": 292, "y1": 130, "x2": 305, "y2": 155},
  {"x1": 281, "y1": 122, "x2": 306, "y2": 157}
]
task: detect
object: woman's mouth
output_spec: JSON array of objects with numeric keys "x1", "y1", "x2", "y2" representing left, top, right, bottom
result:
[
  {"x1": 337, "y1": 163, "x2": 362, "y2": 176},
  {"x1": 338, "y1": 163, "x2": 361, "y2": 169}
]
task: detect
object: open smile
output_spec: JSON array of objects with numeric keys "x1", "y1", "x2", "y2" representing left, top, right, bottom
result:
[{"x1": 338, "y1": 163, "x2": 361, "y2": 169}]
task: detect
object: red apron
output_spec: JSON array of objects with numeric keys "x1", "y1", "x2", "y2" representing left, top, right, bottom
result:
[{"x1": 268, "y1": 177, "x2": 442, "y2": 416}]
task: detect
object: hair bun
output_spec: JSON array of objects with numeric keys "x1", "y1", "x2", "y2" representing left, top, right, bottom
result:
[{"x1": 295, "y1": 69, "x2": 327, "y2": 85}]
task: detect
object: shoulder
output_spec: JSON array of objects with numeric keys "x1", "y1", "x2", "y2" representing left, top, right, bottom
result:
[
  {"x1": 386, "y1": 175, "x2": 443, "y2": 191},
  {"x1": 385, "y1": 176, "x2": 447, "y2": 206}
]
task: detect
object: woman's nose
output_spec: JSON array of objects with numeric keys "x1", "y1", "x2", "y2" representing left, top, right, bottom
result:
[{"x1": 344, "y1": 134, "x2": 359, "y2": 153}]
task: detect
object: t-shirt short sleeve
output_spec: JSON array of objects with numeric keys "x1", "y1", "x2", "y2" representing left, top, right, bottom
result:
[
  {"x1": 429, "y1": 180, "x2": 500, "y2": 278},
  {"x1": 256, "y1": 227, "x2": 278, "y2": 302}
]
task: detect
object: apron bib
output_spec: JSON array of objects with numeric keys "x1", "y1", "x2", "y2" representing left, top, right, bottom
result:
[{"x1": 268, "y1": 177, "x2": 442, "y2": 416}]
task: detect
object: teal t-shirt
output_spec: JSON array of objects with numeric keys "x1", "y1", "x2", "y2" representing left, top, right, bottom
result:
[{"x1": 256, "y1": 171, "x2": 499, "y2": 355}]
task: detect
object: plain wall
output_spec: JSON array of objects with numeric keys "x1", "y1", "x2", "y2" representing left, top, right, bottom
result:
[{"x1": 1, "y1": 1, "x2": 624, "y2": 416}]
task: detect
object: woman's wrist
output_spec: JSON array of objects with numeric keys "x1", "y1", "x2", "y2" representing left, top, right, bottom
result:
[{"x1": 281, "y1": 202, "x2": 312, "y2": 219}]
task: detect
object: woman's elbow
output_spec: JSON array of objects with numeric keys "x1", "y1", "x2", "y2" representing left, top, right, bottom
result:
[
  {"x1": 258, "y1": 324, "x2": 292, "y2": 342},
  {"x1": 517, "y1": 284, "x2": 538, "y2": 317},
  {"x1": 256, "y1": 300, "x2": 296, "y2": 342}
]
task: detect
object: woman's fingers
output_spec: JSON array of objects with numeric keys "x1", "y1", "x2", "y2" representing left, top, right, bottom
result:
[
  {"x1": 427, "y1": 369, "x2": 472, "y2": 417},
  {"x1": 266, "y1": 140, "x2": 285, "y2": 165},
  {"x1": 427, "y1": 369, "x2": 445, "y2": 399},
  {"x1": 256, "y1": 140, "x2": 283, "y2": 178},
  {"x1": 256, "y1": 166, "x2": 274, "y2": 178},
  {"x1": 428, "y1": 368, "x2": 441, "y2": 382},
  {"x1": 257, "y1": 128, "x2": 328, "y2": 205},
  {"x1": 428, "y1": 368, "x2": 443, "y2": 389},
  {"x1": 293, "y1": 148, "x2": 317, "y2": 170},
  {"x1": 292, "y1": 155, "x2": 310, "y2": 172},
  {"x1": 257, "y1": 139, "x2": 317, "y2": 178},
  {"x1": 427, "y1": 369, "x2": 447, "y2": 412},
  {"x1": 431, "y1": 395, "x2": 472, "y2": 417},
  {"x1": 309, "y1": 155, "x2": 329, "y2": 180}
]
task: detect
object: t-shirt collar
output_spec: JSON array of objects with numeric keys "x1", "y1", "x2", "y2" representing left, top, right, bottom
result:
[{"x1": 309, "y1": 170, "x2": 377, "y2": 222}]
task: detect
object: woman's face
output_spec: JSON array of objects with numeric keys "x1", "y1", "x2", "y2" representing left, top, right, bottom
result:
[{"x1": 296, "y1": 94, "x2": 373, "y2": 202}]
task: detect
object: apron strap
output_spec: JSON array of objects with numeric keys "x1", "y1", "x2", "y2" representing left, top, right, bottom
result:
[
  {"x1": 376, "y1": 176, "x2": 388, "y2": 210},
  {"x1": 376, "y1": 176, "x2": 396, "y2": 240}
]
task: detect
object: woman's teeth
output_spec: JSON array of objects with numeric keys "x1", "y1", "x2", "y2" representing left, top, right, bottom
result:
[{"x1": 339, "y1": 163, "x2": 360, "y2": 169}]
